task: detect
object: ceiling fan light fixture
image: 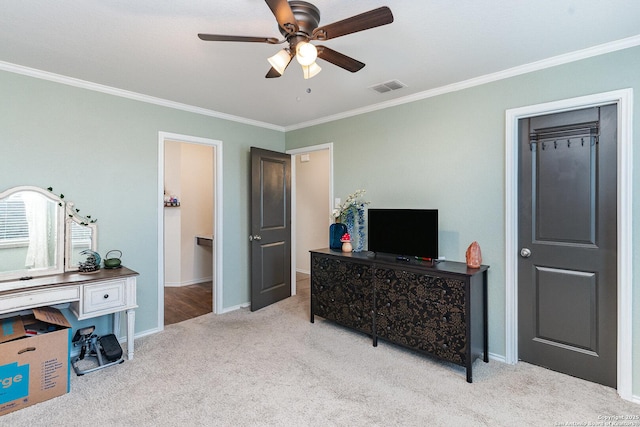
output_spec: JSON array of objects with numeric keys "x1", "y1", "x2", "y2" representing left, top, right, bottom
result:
[
  {"x1": 295, "y1": 41, "x2": 318, "y2": 66},
  {"x1": 267, "y1": 49, "x2": 293, "y2": 75},
  {"x1": 199, "y1": 3, "x2": 395, "y2": 80},
  {"x1": 302, "y1": 62, "x2": 322, "y2": 79}
]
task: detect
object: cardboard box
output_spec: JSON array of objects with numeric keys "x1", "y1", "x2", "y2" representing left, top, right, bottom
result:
[{"x1": 0, "y1": 307, "x2": 71, "y2": 416}]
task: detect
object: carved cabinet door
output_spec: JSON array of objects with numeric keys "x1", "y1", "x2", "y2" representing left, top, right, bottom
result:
[
  {"x1": 311, "y1": 256, "x2": 373, "y2": 334},
  {"x1": 374, "y1": 267, "x2": 467, "y2": 365}
]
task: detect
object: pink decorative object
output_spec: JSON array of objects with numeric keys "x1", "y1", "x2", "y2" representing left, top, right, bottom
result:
[{"x1": 465, "y1": 241, "x2": 482, "y2": 268}]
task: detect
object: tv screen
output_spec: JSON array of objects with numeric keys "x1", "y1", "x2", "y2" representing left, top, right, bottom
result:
[{"x1": 368, "y1": 209, "x2": 438, "y2": 259}]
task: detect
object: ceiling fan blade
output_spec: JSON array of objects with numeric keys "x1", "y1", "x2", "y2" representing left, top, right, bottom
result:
[
  {"x1": 312, "y1": 6, "x2": 394, "y2": 41},
  {"x1": 198, "y1": 34, "x2": 280, "y2": 44},
  {"x1": 265, "y1": 0, "x2": 298, "y2": 34},
  {"x1": 265, "y1": 67, "x2": 283, "y2": 78},
  {"x1": 316, "y1": 46, "x2": 365, "y2": 72}
]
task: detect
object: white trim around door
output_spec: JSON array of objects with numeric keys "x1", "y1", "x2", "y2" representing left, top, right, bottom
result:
[
  {"x1": 504, "y1": 89, "x2": 633, "y2": 401},
  {"x1": 287, "y1": 143, "x2": 334, "y2": 296},
  {"x1": 158, "y1": 132, "x2": 224, "y2": 328}
]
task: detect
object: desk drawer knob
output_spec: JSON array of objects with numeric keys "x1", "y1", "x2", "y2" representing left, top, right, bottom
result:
[{"x1": 103, "y1": 294, "x2": 109, "y2": 299}]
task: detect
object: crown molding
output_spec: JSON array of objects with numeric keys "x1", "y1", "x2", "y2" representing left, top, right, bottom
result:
[
  {"x1": 0, "y1": 61, "x2": 285, "y2": 132},
  {"x1": 285, "y1": 34, "x2": 640, "y2": 131}
]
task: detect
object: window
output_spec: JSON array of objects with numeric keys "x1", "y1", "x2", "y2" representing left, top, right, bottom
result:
[
  {"x1": 70, "y1": 221, "x2": 93, "y2": 248},
  {"x1": 0, "y1": 199, "x2": 29, "y2": 245}
]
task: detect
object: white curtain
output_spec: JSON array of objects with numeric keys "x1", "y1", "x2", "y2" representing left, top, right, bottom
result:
[{"x1": 23, "y1": 192, "x2": 52, "y2": 269}]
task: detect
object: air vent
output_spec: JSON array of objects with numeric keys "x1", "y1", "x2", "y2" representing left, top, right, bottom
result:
[{"x1": 370, "y1": 80, "x2": 407, "y2": 94}]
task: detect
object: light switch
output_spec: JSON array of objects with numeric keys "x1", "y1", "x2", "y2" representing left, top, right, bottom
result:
[{"x1": 300, "y1": 153, "x2": 310, "y2": 162}]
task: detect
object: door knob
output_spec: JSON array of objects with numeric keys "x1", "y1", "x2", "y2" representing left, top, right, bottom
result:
[
  {"x1": 520, "y1": 248, "x2": 532, "y2": 258},
  {"x1": 249, "y1": 235, "x2": 262, "y2": 241}
]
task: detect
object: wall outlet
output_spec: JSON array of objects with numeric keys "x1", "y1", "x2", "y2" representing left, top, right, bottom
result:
[{"x1": 334, "y1": 198, "x2": 341, "y2": 208}]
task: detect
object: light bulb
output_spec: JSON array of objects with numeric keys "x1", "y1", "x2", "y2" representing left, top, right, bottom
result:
[{"x1": 295, "y1": 42, "x2": 317, "y2": 66}]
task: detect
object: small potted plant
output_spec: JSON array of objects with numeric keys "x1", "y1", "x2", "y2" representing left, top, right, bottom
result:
[{"x1": 340, "y1": 232, "x2": 352, "y2": 253}]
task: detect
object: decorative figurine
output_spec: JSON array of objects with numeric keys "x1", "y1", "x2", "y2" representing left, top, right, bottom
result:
[
  {"x1": 341, "y1": 233, "x2": 353, "y2": 253},
  {"x1": 465, "y1": 241, "x2": 482, "y2": 268},
  {"x1": 78, "y1": 249, "x2": 101, "y2": 273}
]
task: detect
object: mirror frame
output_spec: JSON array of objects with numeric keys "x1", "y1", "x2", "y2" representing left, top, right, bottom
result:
[
  {"x1": 0, "y1": 186, "x2": 98, "y2": 284},
  {"x1": 0, "y1": 186, "x2": 66, "y2": 281},
  {"x1": 64, "y1": 202, "x2": 98, "y2": 272}
]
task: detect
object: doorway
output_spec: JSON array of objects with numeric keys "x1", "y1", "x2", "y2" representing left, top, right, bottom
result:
[
  {"x1": 504, "y1": 89, "x2": 633, "y2": 400},
  {"x1": 157, "y1": 132, "x2": 223, "y2": 329},
  {"x1": 288, "y1": 143, "x2": 333, "y2": 296}
]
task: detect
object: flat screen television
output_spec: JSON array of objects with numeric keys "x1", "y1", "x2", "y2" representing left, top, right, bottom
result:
[{"x1": 368, "y1": 209, "x2": 438, "y2": 259}]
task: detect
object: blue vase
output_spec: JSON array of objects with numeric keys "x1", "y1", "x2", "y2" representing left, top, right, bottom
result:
[{"x1": 329, "y1": 223, "x2": 348, "y2": 250}]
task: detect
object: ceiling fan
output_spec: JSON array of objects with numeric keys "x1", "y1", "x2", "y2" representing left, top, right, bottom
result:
[{"x1": 198, "y1": 0, "x2": 394, "y2": 79}]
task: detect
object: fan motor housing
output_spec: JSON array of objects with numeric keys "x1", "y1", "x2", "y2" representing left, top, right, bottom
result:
[{"x1": 279, "y1": 1, "x2": 320, "y2": 37}]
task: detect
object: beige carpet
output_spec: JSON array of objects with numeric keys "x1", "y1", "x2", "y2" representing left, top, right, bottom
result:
[{"x1": 1, "y1": 285, "x2": 637, "y2": 426}]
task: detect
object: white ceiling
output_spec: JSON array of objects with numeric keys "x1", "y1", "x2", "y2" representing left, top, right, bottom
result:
[{"x1": 1, "y1": 1, "x2": 639, "y2": 129}]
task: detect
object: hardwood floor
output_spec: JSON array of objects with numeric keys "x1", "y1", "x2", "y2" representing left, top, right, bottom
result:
[
  {"x1": 296, "y1": 272, "x2": 310, "y2": 290},
  {"x1": 164, "y1": 282, "x2": 212, "y2": 325}
]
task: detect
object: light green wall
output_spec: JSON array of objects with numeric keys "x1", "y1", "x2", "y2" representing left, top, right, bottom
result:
[
  {"x1": 285, "y1": 45, "x2": 640, "y2": 395},
  {"x1": 0, "y1": 70, "x2": 284, "y2": 334}
]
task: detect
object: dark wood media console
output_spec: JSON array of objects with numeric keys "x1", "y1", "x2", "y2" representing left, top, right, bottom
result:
[{"x1": 310, "y1": 248, "x2": 489, "y2": 382}]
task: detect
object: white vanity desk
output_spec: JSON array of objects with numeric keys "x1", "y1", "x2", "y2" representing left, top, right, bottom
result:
[{"x1": 0, "y1": 267, "x2": 138, "y2": 359}]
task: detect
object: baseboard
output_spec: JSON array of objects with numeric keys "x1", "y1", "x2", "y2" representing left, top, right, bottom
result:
[
  {"x1": 131, "y1": 327, "x2": 162, "y2": 341},
  {"x1": 117, "y1": 326, "x2": 162, "y2": 344},
  {"x1": 221, "y1": 302, "x2": 250, "y2": 313},
  {"x1": 488, "y1": 352, "x2": 507, "y2": 364},
  {"x1": 296, "y1": 268, "x2": 310, "y2": 275},
  {"x1": 164, "y1": 277, "x2": 212, "y2": 288}
]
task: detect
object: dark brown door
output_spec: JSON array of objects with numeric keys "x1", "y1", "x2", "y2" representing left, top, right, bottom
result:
[
  {"x1": 518, "y1": 105, "x2": 617, "y2": 387},
  {"x1": 250, "y1": 147, "x2": 291, "y2": 311}
]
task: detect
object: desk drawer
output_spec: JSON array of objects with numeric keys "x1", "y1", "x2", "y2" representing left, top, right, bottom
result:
[
  {"x1": 82, "y1": 280, "x2": 127, "y2": 314},
  {"x1": 0, "y1": 287, "x2": 80, "y2": 314}
]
